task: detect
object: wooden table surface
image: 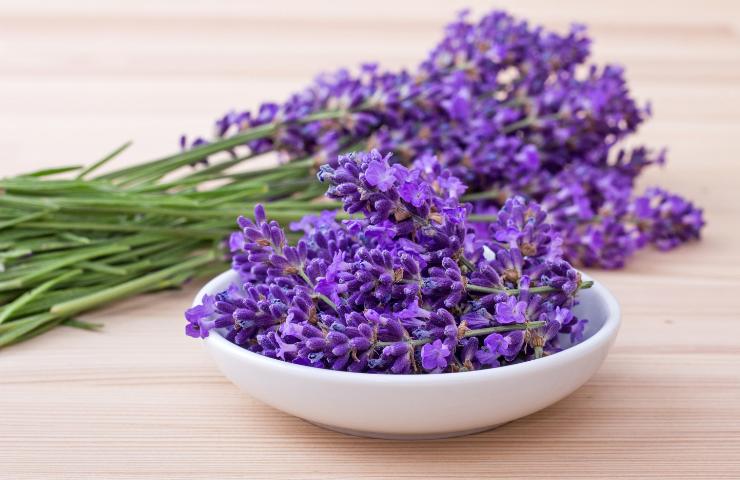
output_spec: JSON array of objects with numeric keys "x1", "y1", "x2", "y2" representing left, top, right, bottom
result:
[{"x1": 1, "y1": 1, "x2": 739, "y2": 478}]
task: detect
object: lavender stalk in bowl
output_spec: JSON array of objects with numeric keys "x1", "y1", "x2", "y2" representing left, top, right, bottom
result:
[{"x1": 186, "y1": 150, "x2": 592, "y2": 374}]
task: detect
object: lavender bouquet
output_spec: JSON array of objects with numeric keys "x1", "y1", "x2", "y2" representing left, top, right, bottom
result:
[
  {"x1": 0, "y1": 9, "x2": 702, "y2": 349},
  {"x1": 186, "y1": 9, "x2": 704, "y2": 269},
  {"x1": 186, "y1": 151, "x2": 591, "y2": 373}
]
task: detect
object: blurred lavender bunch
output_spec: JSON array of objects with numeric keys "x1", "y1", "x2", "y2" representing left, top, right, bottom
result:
[
  {"x1": 186, "y1": 150, "x2": 592, "y2": 374},
  {"x1": 185, "y1": 9, "x2": 703, "y2": 268}
]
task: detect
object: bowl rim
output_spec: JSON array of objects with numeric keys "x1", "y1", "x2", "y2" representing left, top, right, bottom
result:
[{"x1": 197, "y1": 269, "x2": 620, "y2": 385}]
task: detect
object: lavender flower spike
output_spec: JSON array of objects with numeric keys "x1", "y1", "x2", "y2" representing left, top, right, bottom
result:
[{"x1": 188, "y1": 148, "x2": 594, "y2": 374}]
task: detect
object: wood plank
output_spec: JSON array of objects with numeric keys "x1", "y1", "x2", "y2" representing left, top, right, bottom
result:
[{"x1": 1, "y1": 1, "x2": 738, "y2": 478}]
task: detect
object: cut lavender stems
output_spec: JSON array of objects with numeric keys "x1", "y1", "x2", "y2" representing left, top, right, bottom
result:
[
  {"x1": 188, "y1": 9, "x2": 704, "y2": 269},
  {"x1": 187, "y1": 150, "x2": 591, "y2": 374}
]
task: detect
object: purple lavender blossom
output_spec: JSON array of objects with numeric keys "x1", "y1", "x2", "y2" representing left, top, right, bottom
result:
[
  {"x1": 420, "y1": 339, "x2": 451, "y2": 372},
  {"x1": 184, "y1": 8, "x2": 702, "y2": 269},
  {"x1": 364, "y1": 154, "x2": 398, "y2": 192},
  {"x1": 477, "y1": 330, "x2": 525, "y2": 366},
  {"x1": 187, "y1": 148, "x2": 594, "y2": 374},
  {"x1": 632, "y1": 187, "x2": 704, "y2": 250},
  {"x1": 494, "y1": 296, "x2": 527, "y2": 324},
  {"x1": 185, "y1": 294, "x2": 218, "y2": 338}
]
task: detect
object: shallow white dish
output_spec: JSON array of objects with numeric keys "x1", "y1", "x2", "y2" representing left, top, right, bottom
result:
[{"x1": 195, "y1": 270, "x2": 620, "y2": 440}]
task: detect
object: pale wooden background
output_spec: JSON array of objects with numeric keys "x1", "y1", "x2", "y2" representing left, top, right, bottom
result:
[{"x1": 1, "y1": 1, "x2": 739, "y2": 478}]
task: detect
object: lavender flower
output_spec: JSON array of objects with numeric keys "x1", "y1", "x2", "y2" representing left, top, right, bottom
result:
[
  {"x1": 187, "y1": 149, "x2": 594, "y2": 374},
  {"x1": 476, "y1": 330, "x2": 525, "y2": 366},
  {"x1": 494, "y1": 296, "x2": 527, "y2": 325},
  {"x1": 632, "y1": 187, "x2": 704, "y2": 250},
  {"x1": 420, "y1": 339, "x2": 452, "y2": 372},
  {"x1": 422, "y1": 258, "x2": 465, "y2": 309},
  {"x1": 185, "y1": 8, "x2": 702, "y2": 270}
]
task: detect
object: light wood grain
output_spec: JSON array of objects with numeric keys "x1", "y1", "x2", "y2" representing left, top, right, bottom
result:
[{"x1": 1, "y1": 1, "x2": 739, "y2": 478}]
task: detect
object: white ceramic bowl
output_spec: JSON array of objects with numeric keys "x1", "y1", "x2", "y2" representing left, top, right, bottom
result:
[{"x1": 195, "y1": 270, "x2": 620, "y2": 439}]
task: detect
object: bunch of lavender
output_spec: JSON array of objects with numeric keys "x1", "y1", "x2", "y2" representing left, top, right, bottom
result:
[
  {"x1": 185, "y1": 9, "x2": 704, "y2": 269},
  {"x1": 1, "y1": 8, "x2": 703, "y2": 349},
  {"x1": 186, "y1": 150, "x2": 592, "y2": 374}
]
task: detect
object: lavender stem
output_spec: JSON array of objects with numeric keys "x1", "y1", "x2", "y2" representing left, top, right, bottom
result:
[
  {"x1": 466, "y1": 280, "x2": 594, "y2": 296},
  {"x1": 375, "y1": 321, "x2": 546, "y2": 348}
]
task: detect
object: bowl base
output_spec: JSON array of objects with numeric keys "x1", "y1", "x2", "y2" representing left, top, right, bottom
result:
[{"x1": 309, "y1": 421, "x2": 505, "y2": 440}]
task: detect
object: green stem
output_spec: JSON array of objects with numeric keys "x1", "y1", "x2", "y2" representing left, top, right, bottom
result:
[
  {"x1": 78, "y1": 261, "x2": 128, "y2": 276},
  {"x1": 179, "y1": 154, "x2": 258, "y2": 182},
  {"x1": 76, "y1": 141, "x2": 132, "y2": 179},
  {"x1": 466, "y1": 280, "x2": 594, "y2": 296},
  {"x1": 0, "y1": 209, "x2": 55, "y2": 231},
  {"x1": 501, "y1": 116, "x2": 535, "y2": 134},
  {"x1": 0, "y1": 313, "x2": 62, "y2": 348},
  {"x1": 501, "y1": 113, "x2": 561, "y2": 134},
  {"x1": 21, "y1": 221, "x2": 231, "y2": 239},
  {"x1": 0, "y1": 270, "x2": 82, "y2": 324},
  {"x1": 297, "y1": 265, "x2": 337, "y2": 311},
  {"x1": 375, "y1": 321, "x2": 546, "y2": 348},
  {"x1": 95, "y1": 124, "x2": 276, "y2": 182},
  {"x1": 467, "y1": 214, "x2": 498, "y2": 222},
  {"x1": 50, "y1": 251, "x2": 216, "y2": 317},
  {"x1": 459, "y1": 256, "x2": 476, "y2": 271},
  {"x1": 64, "y1": 319, "x2": 104, "y2": 331},
  {"x1": 19, "y1": 165, "x2": 82, "y2": 178},
  {"x1": 97, "y1": 109, "x2": 348, "y2": 184},
  {"x1": 0, "y1": 285, "x2": 111, "y2": 322},
  {"x1": 59, "y1": 232, "x2": 93, "y2": 244},
  {"x1": 0, "y1": 248, "x2": 31, "y2": 260},
  {"x1": 0, "y1": 244, "x2": 129, "y2": 292}
]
